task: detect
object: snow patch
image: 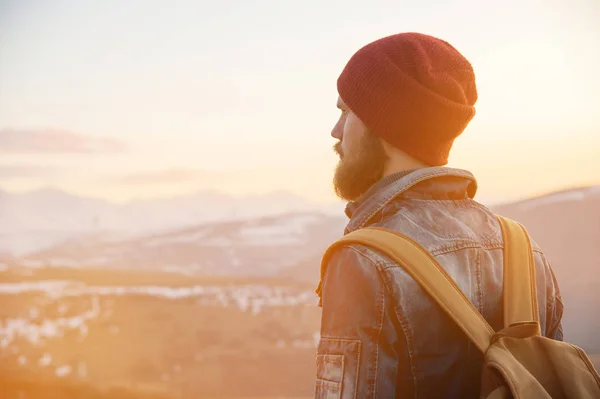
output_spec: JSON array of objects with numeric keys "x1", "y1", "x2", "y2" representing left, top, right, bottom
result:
[
  {"x1": 55, "y1": 365, "x2": 72, "y2": 377},
  {"x1": 0, "y1": 281, "x2": 314, "y2": 313},
  {"x1": 238, "y1": 214, "x2": 320, "y2": 246},
  {"x1": 39, "y1": 353, "x2": 52, "y2": 367},
  {"x1": 144, "y1": 230, "x2": 209, "y2": 247},
  {"x1": 0, "y1": 280, "x2": 80, "y2": 295},
  {"x1": 0, "y1": 296, "x2": 100, "y2": 347}
]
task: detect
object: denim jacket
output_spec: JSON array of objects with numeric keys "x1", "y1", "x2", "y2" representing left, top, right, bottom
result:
[{"x1": 314, "y1": 167, "x2": 564, "y2": 398}]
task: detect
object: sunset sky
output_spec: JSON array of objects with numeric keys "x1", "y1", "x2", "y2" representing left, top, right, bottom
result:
[{"x1": 1, "y1": 0, "x2": 599, "y2": 205}]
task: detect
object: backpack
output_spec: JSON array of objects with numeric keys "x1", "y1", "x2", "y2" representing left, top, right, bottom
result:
[{"x1": 320, "y1": 215, "x2": 600, "y2": 398}]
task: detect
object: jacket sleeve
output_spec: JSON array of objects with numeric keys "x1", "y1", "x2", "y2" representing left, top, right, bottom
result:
[{"x1": 315, "y1": 245, "x2": 399, "y2": 399}]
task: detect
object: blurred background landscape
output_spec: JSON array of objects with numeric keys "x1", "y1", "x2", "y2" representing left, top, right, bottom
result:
[
  {"x1": 1, "y1": 0, "x2": 599, "y2": 398},
  {"x1": 0, "y1": 186, "x2": 599, "y2": 398}
]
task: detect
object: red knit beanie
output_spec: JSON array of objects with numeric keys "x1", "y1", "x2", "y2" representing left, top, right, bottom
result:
[{"x1": 337, "y1": 32, "x2": 478, "y2": 166}]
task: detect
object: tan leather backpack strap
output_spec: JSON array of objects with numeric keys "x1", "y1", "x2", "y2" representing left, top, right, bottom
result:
[
  {"x1": 320, "y1": 227, "x2": 494, "y2": 354},
  {"x1": 496, "y1": 216, "x2": 541, "y2": 332}
]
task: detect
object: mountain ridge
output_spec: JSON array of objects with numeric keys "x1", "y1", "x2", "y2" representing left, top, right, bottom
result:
[{"x1": 0, "y1": 187, "x2": 345, "y2": 254}]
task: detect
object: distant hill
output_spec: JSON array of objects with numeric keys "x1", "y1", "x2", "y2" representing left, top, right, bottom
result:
[
  {"x1": 0, "y1": 187, "x2": 343, "y2": 255},
  {"x1": 492, "y1": 185, "x2": 600, "y2": 352},
  {"x1": 16, "y1": 212, "x2": 347, "y2": 276}
]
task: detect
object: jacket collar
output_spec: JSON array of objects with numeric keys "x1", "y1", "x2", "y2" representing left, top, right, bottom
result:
[
  {"x1": 344, "y1": 166, "x2": 478, "y2": 234},
  {"x1": 344, "y1": 168, "x2": 419, "y2": 219}
]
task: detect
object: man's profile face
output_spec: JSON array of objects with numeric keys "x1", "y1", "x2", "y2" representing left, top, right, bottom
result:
[{"x1": 331, "y1": 97, "x2": 388, "y2": 201}]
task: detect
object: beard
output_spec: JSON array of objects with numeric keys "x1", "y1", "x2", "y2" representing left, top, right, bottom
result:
[{"x1": 332, "y1": 130, "x2": 388, "y2": 202}]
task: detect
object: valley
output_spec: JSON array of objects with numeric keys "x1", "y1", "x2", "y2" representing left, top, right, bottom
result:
[{"x1": 0, "y1": 266, "x2": 321, "y2": 399}]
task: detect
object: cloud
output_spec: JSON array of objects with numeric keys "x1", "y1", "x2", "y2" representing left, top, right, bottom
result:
[
  {"x1": 0, "y1": 128, "x2": 127, "y2": 154},
  {"x1": 0, "y1": 164, "x2": 58, "y2": 179},
  {"x1": 116, "y1": 169, "x2": 241, "y2": 185}
]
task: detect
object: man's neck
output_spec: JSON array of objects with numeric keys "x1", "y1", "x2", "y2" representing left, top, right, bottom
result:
[{"x1": 383, "y1": 159, "x2": 429, "y2": 178}]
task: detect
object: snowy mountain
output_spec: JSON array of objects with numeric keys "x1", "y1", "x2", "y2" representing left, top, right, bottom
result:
[
  {"x1": 0, "y1": 187, "x2": 344, "y2": 255},
  {"x1": 16, "y1": 212, "x2": 347, "y2": 276}
]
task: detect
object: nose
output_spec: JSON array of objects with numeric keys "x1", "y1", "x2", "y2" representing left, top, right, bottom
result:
[{"x1": 331, "y1": 118, "x2": 343, "y2": 140}]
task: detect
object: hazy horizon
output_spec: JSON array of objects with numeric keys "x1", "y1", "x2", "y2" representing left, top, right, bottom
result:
[
  {"x1": 1, "y1": 174, "x2": 597, "y2": 209},
  {"x1": 1, "y1": 0, "x2": 599, "y2": 206}
]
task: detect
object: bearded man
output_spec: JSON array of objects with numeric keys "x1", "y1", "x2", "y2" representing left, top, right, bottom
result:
[{"x1": 314, "y1": 32, "x2": 564, "y2": 398}]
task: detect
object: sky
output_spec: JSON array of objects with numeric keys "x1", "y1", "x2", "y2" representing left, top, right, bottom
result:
[{"x1": 0, "y1": 0, "x2": 599, "y2": 205}]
